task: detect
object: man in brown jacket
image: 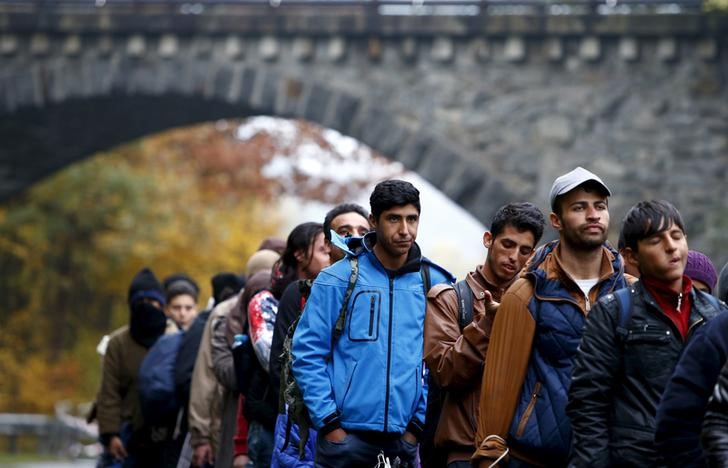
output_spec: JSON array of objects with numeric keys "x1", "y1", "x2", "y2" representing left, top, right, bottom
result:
[
  {"x1": 97, "y1": 267, "x2": 171, "y2": 466},
  {"x1": 424, "y1": 202, "x2": 545, "y2": 467}
]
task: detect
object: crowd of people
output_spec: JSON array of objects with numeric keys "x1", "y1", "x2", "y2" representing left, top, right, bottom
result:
[{"x1": 90, "y1": 171, "x2": 728, "y2": 468}]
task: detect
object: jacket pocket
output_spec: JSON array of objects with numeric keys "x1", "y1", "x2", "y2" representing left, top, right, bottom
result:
[
  {"x1": 515, "y1": 381, "x2": 541, "y2": 438},
  {"x1": 623, "y1": 327, "x2": 674, "y2": 381},
  {"x1": 348, "y1": 291, "x2": 381, "y2": 342}
]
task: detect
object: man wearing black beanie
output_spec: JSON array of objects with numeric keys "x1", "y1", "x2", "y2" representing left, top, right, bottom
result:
[{"x1": 96, "y1": 267, "x2": 171, "y2": 467}]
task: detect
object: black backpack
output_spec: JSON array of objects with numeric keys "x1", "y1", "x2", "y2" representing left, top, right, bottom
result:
[{"x1": 421, "y1": 280, "x2": 474, "y2": 468}]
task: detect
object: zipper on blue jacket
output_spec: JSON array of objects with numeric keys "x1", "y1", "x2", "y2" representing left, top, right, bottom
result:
[{"x1": 384, "y1": 276, "x2": 394, "y2": 431}]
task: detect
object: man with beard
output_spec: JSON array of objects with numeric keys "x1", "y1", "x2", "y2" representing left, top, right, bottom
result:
[
  {"x1": 472, "y1": 167, "x2": 629, "y2": 467},
  {"x1": 97, "y1": 267, "x2": 172, "y2": 467}
]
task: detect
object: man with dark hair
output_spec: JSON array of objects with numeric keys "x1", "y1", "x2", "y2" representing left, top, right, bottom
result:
[
  {"x1": 292, "y1": 179, "x2": 454, "y2": 467},
  {"x1": 269, "y1": 202, "x2": 371, "y2": 466},
  {"x1": 568, "y1": 200, "x2": 724, "y2": 467},
  {"x1": 472, "y1": 167, "x2": 628, "y2": 467},
  {"x1": 164, "y1": 274, "x2": 200, "y2": 331},
  {"x1": 424, "y1": 202, "x2": 545, "y2": 467}
]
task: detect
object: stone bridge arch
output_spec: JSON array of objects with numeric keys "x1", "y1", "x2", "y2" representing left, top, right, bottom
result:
[{"x1": 0, "y1": 48, "x2": 506, "y2": 222}]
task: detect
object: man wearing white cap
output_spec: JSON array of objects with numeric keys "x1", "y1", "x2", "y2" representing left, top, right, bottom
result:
[{"x1": 472, "y1": 167, "x2": 629, "y2": 467}]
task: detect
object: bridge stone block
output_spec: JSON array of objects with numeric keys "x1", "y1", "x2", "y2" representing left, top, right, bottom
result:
[
  {"x1": 472, "y1": 39, "x2": 490, "y2": 62},
  {"x1": 260, "y1": 36, "x2": 279, "y2": 61},
  {"x1": 191, "y1": 37, "x2": 213, "y2": 57},
  {"x1": 30, "y1": 33, "x2": 49, "y2": 56},
  {"x1": 536, "y1": 115, "x2": 573, "y2": 146},
  {"x1": 127, "y1": 35, "x2": 145, "y2": 57},
  {"x1": 657, "y1": 37, "x2": 678, "y2": 62},
  {"x1": 250, "y1": 68, "x2": 280, "y2": 114},
  {"x1": 579, "y1": 36, "x2": 601, "y2": 61},
  {"x1": 545, "y1": 38, "x2": 563, "y2": 61},
  {"x1": 400, "y1": 37, "x2": 417, "y2": 62},
  {"x1": 62, "y1": 35, "x2": 81, "y2": 56},
  {"x1": 224, "y1": 35, "x2": 244, "y2": 59},
  {"x1": 327, "y1": 92, "x2": 360, "y2": 135},
  {"x1": 158, "y1": 34, "x2": 178, "y2": 58},
  {"x1": 431, "y1": 36, "x2": 454, "y2": 63},
  {"x1": 368, "y1": 37, "x2": 383, "y2": 61},
  {"x1": 303, "y1": 83, "x2": 332, "y2": 124},
  {"x1": 697, "y1": 39, "x2": 718, "y2": 61},
  {"x1": 0, "y1": 35, "x2": 17, "y2": 55},
  {"x1": 328, "y1": 37, "x2": 346, "y2": 62},
  {"x1": 293, "y1": 37, "x2": 314, "y2": 61},
  {"x1": 98, "y1": 35, "x2": 113, "y2": 56},
  {"x1": 619, "y1": 37, "x2": 639, "y2": 62},
  {"x1": 504, "y1": 37, "x2": 526, "y2": 62}
]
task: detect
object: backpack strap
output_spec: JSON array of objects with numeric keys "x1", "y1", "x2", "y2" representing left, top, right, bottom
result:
[
  {"x1": 614, "y1": 287, "x2": 634, "y2": 341},
  {"x1": 420, "y1": 264, "x2": 431, "y2": 296},
  {"x1": 333, "y1": 256, "x2": 359, "y2": 341},
  {"x1": 453, "y1": 280, "x2": 474, "y2": 331}
]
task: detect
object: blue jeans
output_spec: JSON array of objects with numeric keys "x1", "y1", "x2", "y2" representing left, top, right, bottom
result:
[
  {"x1": 248, "y1": 421, "x2": 274, "y2": 468},
  {"x1": 315, "y1": 432, "x2": 418, "y2": 468}
]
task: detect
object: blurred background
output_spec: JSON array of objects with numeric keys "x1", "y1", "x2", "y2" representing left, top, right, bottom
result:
[{"x1": 0, "y1": 0, "x2": 727, "y2": 463}]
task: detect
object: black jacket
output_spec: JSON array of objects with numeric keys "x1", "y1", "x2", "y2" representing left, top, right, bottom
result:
[
  {"x1": 655, "y1": 307, "x2": 728, "y2": 467},
  {"x1": 568, "y1": 281, "x2": 722, "y2": 468},
  {"x1": 702, "y1": 360, "x2": 728, "y2": 467}
]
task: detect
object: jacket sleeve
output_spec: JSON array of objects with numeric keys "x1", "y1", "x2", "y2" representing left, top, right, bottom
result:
[
  {"x1": 269, "y1": 282, "x2": 302, "y2": 409},
  {"x1": 473, "y1": 279, "x2": 535, "y2": 466},
  {"x1": 424, "y1": 284, "x2": 493, "y2": 389},
  {"x1": 702, "y1": 361, "x2": 728, "y2": 467},
  {"x1": 248, "y1": 290, "x2": 277, "y2": 371},
  {"x1": 291, "y1": 275, "x2": 343, "y2": 433},
  {"x1": 211, "y1": 315, "x2": 237, "y2": 391},
  {"x1": 188, "y1": 312, "x2": 218, "y2": 447},
  {"x1": 96, "y1": 334, "x2": 123, "y2": 439},
  {"x1": 655, "y1": 309, "x2": 728, "y2": 467},
  {"x1": 567, "y1": 297, "x2": 621, "y2": 468}
]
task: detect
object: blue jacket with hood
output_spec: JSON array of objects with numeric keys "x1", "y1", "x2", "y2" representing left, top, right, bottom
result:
[{"x1": 291, "y1": 232, "x2": 454, "y2": 437}]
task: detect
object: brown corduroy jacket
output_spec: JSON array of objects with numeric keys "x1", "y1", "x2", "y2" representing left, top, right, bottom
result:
[{"x1": 424, "y1": 265, "x2": 509, "y2": 464}]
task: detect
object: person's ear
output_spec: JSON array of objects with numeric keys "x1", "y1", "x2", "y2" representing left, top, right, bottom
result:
[
  {"x1": 623, "y1": 247, "x2": 640, "y2": 269},
  {"x1": 550, "y1": 212, "x2": 562, "y2": 231},
  {"x1": 369, "y1": 213, "x2": 377, "y2": 229},
  {"x1": 294, "y1": 249, "x2": 306, "y2": 263},
  {"x1": 483, "y1": 231, "x2": 493, "y2": 249}
]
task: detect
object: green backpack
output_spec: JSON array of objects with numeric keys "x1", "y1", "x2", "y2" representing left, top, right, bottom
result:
[{"x1": 279, "y1": 256, "x2": 360, "y2": 458}]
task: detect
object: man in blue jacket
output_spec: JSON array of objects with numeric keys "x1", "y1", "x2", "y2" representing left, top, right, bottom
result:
[{"x1": 291, "y1": 179, "x2": 453, "y2": 468}]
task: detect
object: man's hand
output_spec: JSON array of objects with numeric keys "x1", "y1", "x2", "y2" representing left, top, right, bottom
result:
[
  {"x1": 402, "y1": 431, "x2": 417, "y2": 445},
  {"x1": 108, "y1": 435, "x2": 128, "y2": 460},
  {"x1": 324, "y1": 428, "x2": 348, "y2": 442},
  {"x1": 233, "y1": 454, "x2": 250, "y2": 467},
  {"x1": 483, "y1": 290, "x2": 500, "y2": 315},
  {"x1": 192, "y1": 442, "x2": 214, "y2": 467}
]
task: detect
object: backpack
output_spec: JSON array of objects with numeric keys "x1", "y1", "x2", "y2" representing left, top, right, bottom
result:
[
  {"x1": 138, "y1": 331, "x2": 184, "y2": 426},
  {"x1": 421, "y1": 280, "x2": 474, "y2": 468},
  {"x1": 279, "y1": 257, "x2": 432, "y2": 458}
]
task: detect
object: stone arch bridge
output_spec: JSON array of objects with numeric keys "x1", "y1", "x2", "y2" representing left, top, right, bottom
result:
[{"x1": 1, "y1": 1, "x2": 727, "y2": 262}]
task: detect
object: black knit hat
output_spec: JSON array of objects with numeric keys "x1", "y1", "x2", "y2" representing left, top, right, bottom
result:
[
  {"x1": 211, "y1": 272, "x2": 246, "y2": 306},
  {"x1": 128, "y1": 267, "x2": 166, "y2": 306}
]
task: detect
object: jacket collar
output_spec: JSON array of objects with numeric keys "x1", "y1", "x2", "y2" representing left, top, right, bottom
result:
[{"x1": 466, "y1": 264, "x2": 512, "y2": 303}]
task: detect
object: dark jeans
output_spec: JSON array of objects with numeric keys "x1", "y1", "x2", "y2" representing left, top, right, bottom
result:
[
  {"x1": 315, "y1": 432, "x2": 418, "y2": 468},
  {"x1": 447, "y1": 462, "x2": 472, "y2": 468},
  {"x1": 248, "y1": 421, "x2": 274, "y2": 468}
]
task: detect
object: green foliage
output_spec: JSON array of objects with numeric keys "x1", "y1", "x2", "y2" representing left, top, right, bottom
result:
[{"x1": 0, "y1": 122, "x2": 280, "y2": 413}]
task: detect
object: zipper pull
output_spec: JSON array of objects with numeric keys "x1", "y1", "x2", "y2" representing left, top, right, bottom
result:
[
  {"x1": 676, "y1": 293, "x2": 682, "y2": 312},
  {"x1": 585, "y1": 295, "x2": 591, "y2": 312}
]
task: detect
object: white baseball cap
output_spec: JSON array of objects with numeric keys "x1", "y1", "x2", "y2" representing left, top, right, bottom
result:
[{"x1": 549, "y1": 167, "x2": 611, "y2": 211}]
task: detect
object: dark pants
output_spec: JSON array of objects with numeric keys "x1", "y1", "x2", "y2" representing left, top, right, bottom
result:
[
  {"x1": 248, "y1": 420, "x2": 274, "y2": 468},
  {"x1": 447, "y1": 462, "x2": 472, "y2": 468},
  {"x1": 315, "y1": 432, "x2": 418, "y2": 468}
]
